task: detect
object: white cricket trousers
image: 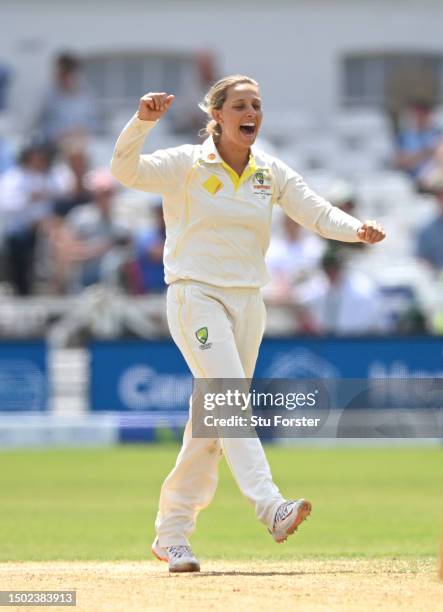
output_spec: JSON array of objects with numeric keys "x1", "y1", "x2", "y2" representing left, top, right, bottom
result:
[{"x1": 155, "y1": 280, "x2": 285, "y2": 546}]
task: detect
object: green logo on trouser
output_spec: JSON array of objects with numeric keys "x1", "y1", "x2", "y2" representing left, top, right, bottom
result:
[{"x1": 196, "y1": 327, "x2": 208, "y2": 344}]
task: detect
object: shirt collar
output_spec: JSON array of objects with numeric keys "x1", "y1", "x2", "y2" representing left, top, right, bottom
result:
[
  {"x1": 201, "y1": 136, "x2": 222, "y2": 163},
  {"x1": 200, "y1": 136, "x2": 258, "y2": 171}
]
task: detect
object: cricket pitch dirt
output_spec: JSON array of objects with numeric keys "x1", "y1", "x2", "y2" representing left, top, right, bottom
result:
[{"x1": 1, "y1": 559, "x2": 441, "y2": 611}]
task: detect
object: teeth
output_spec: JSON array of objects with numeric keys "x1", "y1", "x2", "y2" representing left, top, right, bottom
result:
[{"x1": 241, "y1": 123, "x2": 255, "y2": 127}]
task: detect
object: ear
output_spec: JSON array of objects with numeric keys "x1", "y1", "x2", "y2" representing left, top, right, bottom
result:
[{"x1": 212, "y1": 108, "x2": 223, "y2": 125}]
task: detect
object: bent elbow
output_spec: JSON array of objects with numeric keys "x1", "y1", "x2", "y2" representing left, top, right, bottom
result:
[{"x1": 110, "y1": 155, "x2": 133, "y2": 188}]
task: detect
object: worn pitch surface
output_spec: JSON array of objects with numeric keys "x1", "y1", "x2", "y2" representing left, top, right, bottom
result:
[{"x1": 1, "y1": 559, "x2": 441, "y2": 611}]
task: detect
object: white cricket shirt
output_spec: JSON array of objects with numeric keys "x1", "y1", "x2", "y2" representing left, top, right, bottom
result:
[{"x1": 111, "y1": 115, "x2": 362, "y2": 288}]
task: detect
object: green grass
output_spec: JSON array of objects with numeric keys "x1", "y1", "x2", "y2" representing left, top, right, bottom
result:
[{"x1": 0, "y1": 446, "x2": 441, "y2": 561}]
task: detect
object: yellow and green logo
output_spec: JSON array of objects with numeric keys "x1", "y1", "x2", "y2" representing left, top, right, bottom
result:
[
  {"x1": 255, "y1": 171, "x2": 265, "y2": 185},
  {"x1": 196, "y1": 327, "x2": 208, "y2": 344}
]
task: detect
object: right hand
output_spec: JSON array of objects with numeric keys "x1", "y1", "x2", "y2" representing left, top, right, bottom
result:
[{"x1": 138, "y1": 92, "x2": 175, "y2": 121}]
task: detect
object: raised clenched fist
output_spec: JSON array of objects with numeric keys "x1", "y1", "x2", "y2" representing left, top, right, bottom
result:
[
  {"x1": 138, "y1": 92, "x2": 175, "y2": 122},
  {"x1": 357, "y1": 220, "x2": 386, "y2": 244}
]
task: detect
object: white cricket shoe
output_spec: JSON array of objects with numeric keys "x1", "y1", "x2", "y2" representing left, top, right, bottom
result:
[
  {"x1": 151, "y1": 537, "x2": 200, "y2": 573},
  {"x1": 271, "y1": 499, "x2": 312, "y2": 543}
]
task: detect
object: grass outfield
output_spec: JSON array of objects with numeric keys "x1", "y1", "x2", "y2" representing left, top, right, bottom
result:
[{"x1": 0, "y1": 445, "x2": 441, "y2": 561}]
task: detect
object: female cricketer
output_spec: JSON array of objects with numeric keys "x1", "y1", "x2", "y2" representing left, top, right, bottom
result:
[{"x1": 111, "y1": 75, "x2": 386, "y2": 572}]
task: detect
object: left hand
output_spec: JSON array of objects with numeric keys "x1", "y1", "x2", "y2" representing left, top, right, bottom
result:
[{"x1": 357, "y1": 220, "x2": 386, "y2": 244}]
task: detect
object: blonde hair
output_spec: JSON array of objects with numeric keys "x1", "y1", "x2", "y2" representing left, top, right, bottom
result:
[{"x1": 199, "y1": 75, "x2": 259, "y2": 141}]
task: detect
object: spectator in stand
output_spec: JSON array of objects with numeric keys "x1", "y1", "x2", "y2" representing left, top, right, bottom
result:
[
  {"x1": 172, "y1": 52, "x2": 217, "y2": 134},
  {"x1": 294, "y1": 248, "x2": 384, "y2": 335},
  {"x1": 132, "y1": 201, "x2": 166, "y2": 293},
  {"x1": 53, "y1": 143, "x2": 91, "y2": 216},
  {"x1": 59, "y1": 168, "x2": 130, "y2": 293},
  {"x1": 0, "y1": 116, "x2": 14, "y2": 175},
  {"x1": 32, "y1": 145, "x2": 93, "y2": 294},
  {"x1": 265, "y1": 215, "x2": 325, "y2": 300},
  {"x1": 326, "y1": 179, "x2": 365, "y2": 250},
  {"x1": 327, "y1": 179, "x2": 356, "y2": 217},
  {"x1": 37, "y1": 52, "x2": 98, "y2": 146},
  {"x1": 395, "y1": 100, "x2": 443, "y2": 190},
  {"x1": 0, "y1": 139, "x2": 71, "y2": 294},
  {"x1": 415, "y1": 171, "x2": 443, "y2": 273},
  {"x1": 0, "y1": 64, "x2": 11, "y2": 112},
  {"x1": 0, "y1": 64, "x2": 13, "y2": 173}
]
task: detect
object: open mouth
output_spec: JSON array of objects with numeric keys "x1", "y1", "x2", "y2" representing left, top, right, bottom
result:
[{"x1": 239, "y1": 123, "x2": 256, "y2": 135}]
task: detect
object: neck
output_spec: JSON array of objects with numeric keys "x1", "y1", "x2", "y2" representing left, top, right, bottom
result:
[{"x1": 215, "y1": 138, "x2": 250, "y2": 176}]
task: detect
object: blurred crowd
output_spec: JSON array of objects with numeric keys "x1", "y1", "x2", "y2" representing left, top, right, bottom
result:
[
  {"x1": 0, "y1": 53, "x2": 166, "y2": 299},
  {"x1": 1, "y1": 52, "x2": 443, "y2": 338}
]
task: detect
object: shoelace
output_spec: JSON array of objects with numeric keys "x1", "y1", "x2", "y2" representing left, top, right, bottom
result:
[
  {"x1": 167, "y1": 545, "x2": 193, "y2": 560},
  {"x1": 273, "y1": 501, "x2": 295, "y2": 527}
]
